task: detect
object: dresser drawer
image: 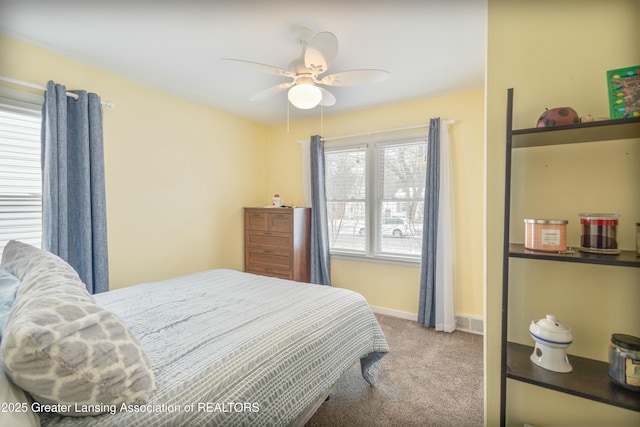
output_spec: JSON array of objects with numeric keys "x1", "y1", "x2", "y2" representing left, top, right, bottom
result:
[
  {"x1": 246, "y1": 263, "x2": 292, "y2": 280},
  {"x1": 246, "y1": 212, "x2": 269, "y2": 231},
  {"x1": 266, "y1": 213, "x2": 292, "y2": 233},
  {"x1": 247, "y1": 253, "x2": 290, "y2": 268},
  {"x1": 246, "y1": 244, "x2": 290, "y2": 258},
  {"x1": 245, "y1": 211, "x2": 292, "y2": 232},
  {"x1": 246, "y1": 232, "x2": 291, "y2": 247}
]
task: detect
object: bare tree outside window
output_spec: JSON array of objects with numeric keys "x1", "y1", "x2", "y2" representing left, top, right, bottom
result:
[{"x1": 378, "y1": 142, "x2": 426, "y2": 255}]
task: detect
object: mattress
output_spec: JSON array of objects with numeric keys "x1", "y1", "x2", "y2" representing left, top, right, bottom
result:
[{"x1": 39, "y1": 269, "x2": 389, "y2": 426}]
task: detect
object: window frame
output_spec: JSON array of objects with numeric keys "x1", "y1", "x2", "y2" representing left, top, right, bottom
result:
[{"x1": 324, "y1": 132, "x2": 428, "y2": 265}]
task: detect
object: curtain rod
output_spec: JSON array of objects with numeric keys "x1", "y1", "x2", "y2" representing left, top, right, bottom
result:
[
  {"x1": 320, "y1": 120, "x2": 455, "y2": 142},
  {"x1": 0, "y1": 75, "x2": 115, "y2": 108}
]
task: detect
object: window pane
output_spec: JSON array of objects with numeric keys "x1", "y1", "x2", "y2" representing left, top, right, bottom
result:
[
  {"x1": 0, "y1": 110, "x2": 42, "y2": 195},
  {"x1": 0, "y1": 102, "x2": 42, "y2": 257},
  {"x1": 325, "y1": 147, "x2": 366, "y2": 253},
  {"x1": 376, "y1": 141, "x2": 426, "y2": 257}
]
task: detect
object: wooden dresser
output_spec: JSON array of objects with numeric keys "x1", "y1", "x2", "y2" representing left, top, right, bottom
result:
[{"x1": 244, "y1": 207, "x2": 311, "y2": 282}]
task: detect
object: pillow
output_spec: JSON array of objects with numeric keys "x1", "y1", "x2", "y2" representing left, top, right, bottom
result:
[
  {"x1": 0, "y1": 241, "x2": 155, "y2": 416},
  {"x1": 0, "y1": 354, "x2": 40, "y2": 427},
  {"x1": 0, "y1": 268, "x2": 21, "y2": 340}
]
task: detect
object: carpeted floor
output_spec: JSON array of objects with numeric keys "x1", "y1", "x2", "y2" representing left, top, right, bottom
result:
[{"x1": 306, "y1": 314, "x2": 484, "y2": 427}]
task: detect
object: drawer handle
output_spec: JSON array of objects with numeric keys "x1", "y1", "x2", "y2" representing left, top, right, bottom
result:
[
  {"x1": 263, "y1": 232, "x2": 273, "y2": 235},
  {"x1": 263, "y1": 250, "x2": 271, "y2": 253}
]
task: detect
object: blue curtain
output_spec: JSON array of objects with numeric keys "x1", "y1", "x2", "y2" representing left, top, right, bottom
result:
[
  {"x1": 309, "y1": 135, "x2": 331, "y2": 286},
  {"x1": 41, "y1": 81, "x2": 109, "y2": 294},
  {"x1": 418, "y1": 118, "x2": 440, "y2": 327}
]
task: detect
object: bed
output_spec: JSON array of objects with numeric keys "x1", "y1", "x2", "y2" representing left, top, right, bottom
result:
[{"x1": 0, "y1": 241, "x2": 389, "y2": 426}]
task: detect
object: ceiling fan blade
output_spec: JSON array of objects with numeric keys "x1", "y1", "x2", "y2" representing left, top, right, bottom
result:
[
  {"x1": 319, "y1": 87, "x2": 336, "y2": 107},
  {"x1": 249, "y1": 82, "x2": 294, "y2": 101},
  {"x1": 221, "y1": 58, "x2": 295, "y2": 78},
  {"x1": 319, "y1": 69, "x2": 390, "y2": 87},
  {"x1": 304, "y1": 32, "x2": 338, "y2": 74}
]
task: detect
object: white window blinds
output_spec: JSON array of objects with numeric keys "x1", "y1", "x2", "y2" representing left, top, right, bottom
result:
[
  {"x1": 326, "y1": 146, "x2": 367, "y2": 253},
  {"x1": 0, "y1": 94, "x2": 43, "y2": 257}
]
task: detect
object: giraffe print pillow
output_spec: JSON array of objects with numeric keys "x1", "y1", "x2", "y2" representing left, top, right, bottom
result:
[{"x1": 0, "y1": 241, "x2": 155, "y2": 416}]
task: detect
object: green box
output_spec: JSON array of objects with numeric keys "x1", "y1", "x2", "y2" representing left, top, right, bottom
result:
[{"x1": 607, "y1": 65, "x2": 640, "y2": 119}]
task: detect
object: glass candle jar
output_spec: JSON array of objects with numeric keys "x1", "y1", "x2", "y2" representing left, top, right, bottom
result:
[
  {"x1": 579, "y1": 213, "x2": 620, "y2": 254},
  {"x1": 609, "y1": 333, "x2": 640, "y2": 392},
  {"x1": 524, "y1": 219, "x2": 568, "y2": 252}
]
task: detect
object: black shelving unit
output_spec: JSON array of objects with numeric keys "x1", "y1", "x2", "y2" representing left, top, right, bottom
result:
[{"x1": 499, "y1": 88, "x2": 640, "y2": 426}]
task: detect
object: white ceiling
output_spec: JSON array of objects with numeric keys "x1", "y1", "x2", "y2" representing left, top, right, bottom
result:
[{"x1": 0, "y1": 0, "x2": 487, "y2": 126}]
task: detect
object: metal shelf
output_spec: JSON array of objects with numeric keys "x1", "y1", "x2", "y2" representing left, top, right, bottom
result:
[
  {"x1": 507, "y1": 342, "x2": 640, "y2": 412},
  {"x1": 511, "y1": 116, "x2": 640, "y2": 148},
  {"x1": 509, "y1": 243, "x2": 640, "y2": 268}
]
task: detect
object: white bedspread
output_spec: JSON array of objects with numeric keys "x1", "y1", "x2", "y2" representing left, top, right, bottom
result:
[{"x1": 39, "y1": 269, "x2": 389, "y2": 426}]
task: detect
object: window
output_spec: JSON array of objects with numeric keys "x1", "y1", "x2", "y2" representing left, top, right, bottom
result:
[
  {"x1": 325, "y1": 137, "x2": 427, "y2": 262},
  {"x1": 0, "y1": 89, "x2": 43, "y2": 258}
]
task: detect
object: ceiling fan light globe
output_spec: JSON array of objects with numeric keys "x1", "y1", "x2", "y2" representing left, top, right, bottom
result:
[{"x1": 288, "y1": 84, "x2": 322, "y2": 109}]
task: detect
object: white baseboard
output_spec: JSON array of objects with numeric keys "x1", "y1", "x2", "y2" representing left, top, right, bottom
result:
[
  {"x1": 369, "y1": 305, "x2": 418, "y2": 321},
  {"x1": 370, "y1": 305, "x2": 484, "y2": 336}
]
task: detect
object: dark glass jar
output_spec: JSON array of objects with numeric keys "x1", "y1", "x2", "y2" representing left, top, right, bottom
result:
[
  {"x1": 608, "y1": 333, "x2": 640, "y2": 392},
  {"x1": 579, "y1": 213, "x2": 620, "y2": 254}
]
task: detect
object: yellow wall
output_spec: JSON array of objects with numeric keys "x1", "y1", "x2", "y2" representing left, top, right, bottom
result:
[
  {"x1": 0, "y1": 35, "x2": 269, "y2": 289},
  {"x1": 0, "y1": 35, "x2": 485, "y2": 321},
  {"x1": 266, "y1": 90, "x2": 485, "y2": 318},
  {"x1": 486, "y1": 1, "x2": 640, "y2": 425}
]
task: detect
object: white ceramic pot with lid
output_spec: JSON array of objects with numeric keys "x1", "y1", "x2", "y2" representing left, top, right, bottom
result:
[{"x1": 529, "y1": 314, "x2": 573, "y2": 373}]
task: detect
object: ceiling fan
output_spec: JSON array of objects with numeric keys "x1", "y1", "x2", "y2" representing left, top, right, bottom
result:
[{"x1": 221, "y1": 27, "x2": 390, "y2": 110}]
